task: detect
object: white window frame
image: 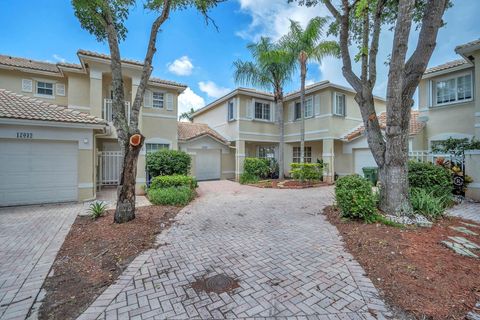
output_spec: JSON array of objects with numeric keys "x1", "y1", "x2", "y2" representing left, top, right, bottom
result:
[
  {"x1": 227, "y1": 100, "x2": 235, "y2": 121},
  {"x1": 146, "y1": 143, "x2": 169, "y2": 153},
  {"x1": 432, "y1": 71, "x2": 473, "y2": 107},
  {"x1": 293, "y1": 146, "x2": 312, "y2": 163},
  {"x1": 152, "y1": 91, "x2": 164, "y2": 109},
  {"x1": 35, "y1": 81, "x2": 55, "y2": 98},
  {"x1": 254, "y1": 101, "x2": 271, "y2": 121},
  {"x1": 333, "y1": 92, "x2": 346, "y2": 116},
  {"x1": 257, "y1": 145, "x2": 276, "y2": 159},
  {"x1": 294, "y1": 98, "x2": 313, "y2": 120}
]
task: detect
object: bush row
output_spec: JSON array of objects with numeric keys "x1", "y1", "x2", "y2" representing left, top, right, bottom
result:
[{"x1": 290, "y1": 163, "x2": 323, "y2": 181}]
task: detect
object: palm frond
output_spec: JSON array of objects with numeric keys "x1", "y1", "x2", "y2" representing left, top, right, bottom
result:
[{"x1": 311, "y1": 40, "x2": 341, "y2": 62}]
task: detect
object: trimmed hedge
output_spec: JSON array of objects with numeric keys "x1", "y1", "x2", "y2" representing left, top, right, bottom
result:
[
  {"x1": 146, "y1": 149, "x2": 191, "y2": 177},
  {"x1": 290, "y1": 163, "x2": 322, "y2": 181},
  {"x1": 148, "y1": 186, "x2": 194, "y2": 206},
  {"x1": 239, "y1": 172, "x2": 259, "y2": 184},
  {"x1": 150, "y1": 175, "x2": 197, "y2": 190},
  {"x1": 335, "y1": 174, "x2": 376, "y2": 221},
  {"x1": 243, "y1": 158, "x2": 270, "y2": 178}
]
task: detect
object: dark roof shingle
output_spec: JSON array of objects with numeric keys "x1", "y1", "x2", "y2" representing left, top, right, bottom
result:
[{"x1": 0, "y1": 89, "x2": 105, "y2": 125}]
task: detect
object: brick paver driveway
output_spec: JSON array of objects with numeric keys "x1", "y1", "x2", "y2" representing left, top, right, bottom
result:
[
  {"x1": 81, "y1": 181, "x2": 390, "y2": 320},
  {"x1": 0, "y1": 203, "x2": 79, "y2": 320}
]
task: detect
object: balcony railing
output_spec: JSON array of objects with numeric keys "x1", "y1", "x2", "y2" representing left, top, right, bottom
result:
[{"x1": 103, "y1": 99, "x2": 131, "y2": 123}]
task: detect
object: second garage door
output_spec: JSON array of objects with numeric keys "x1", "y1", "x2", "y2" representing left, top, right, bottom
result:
[
  {"x1": 353, "y1": 148, "x2": 377, "y2": 176},
  {"x1": 0, "y1": 139, "x2": 78, "y2": 206},
  {"x1": 195, "y1": 149, "x2": 221, "y2": 181}
]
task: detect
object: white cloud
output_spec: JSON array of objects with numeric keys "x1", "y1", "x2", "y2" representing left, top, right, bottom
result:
[
  {"x1": 236, "y1": 0, "x2": 329, "y2": 41},
  {"x1": 198, "y1": 81, "x2": 231, "y2": 99},
  {"x1": 167, "y1": 56, "x2": 194, "y2": 76},
  {"x1": 178, "y1": 87, "x2": 205, "y2": 117},
  {"x1": 52, "y1": 54, "x2": 66, "y2": 63}
]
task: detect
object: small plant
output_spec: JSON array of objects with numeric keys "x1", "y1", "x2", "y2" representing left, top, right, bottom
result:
[
  {"x1": 290, "y1": 163, "x2": 323, "y2": 182},
  {"x1": 408, "y1": 161, "x2": 452, "y2": 199},
  {"x1": 335, "y1": 175, "x2": 376, "y2": 221},
  {"x1": 239, "y1": 172, "x2": 260, "y2": 184},
  {"x1": 89, "y1": 201, "x2": 107, "y2": 220},
  {"x1": 410, "y1": 187, "x2": 449, "y2": 219},
  {"x1": 148, "y1": 186, "x2": 195, "y2": 206}
]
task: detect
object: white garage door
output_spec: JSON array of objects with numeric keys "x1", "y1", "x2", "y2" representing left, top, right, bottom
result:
[
  {"x1": 354, "y1": 148, "x2": 377, "y2": 176},
  {"x1": 0, "y1": 139, "x2": 78, "y2": 206},
  {"x1": 195, "y1": 149, "x2": 221, "y2": 181}
]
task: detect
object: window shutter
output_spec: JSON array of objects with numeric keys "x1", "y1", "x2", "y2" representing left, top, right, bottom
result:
[
  {"x1": 270, "y1": 103, "x2": 275, "y2": 122},
  {"x1": 166, "y1": 93, "x2": 174, "y2": 111},
  {"x1": 56, "y1": 83, "x2": 66, "y2": 96},
  {"x1": 246, "y1": 99, "x2": 253, "y2": 119},
  {"x1": 144, "y1": 89, "x2": 153, "y2": 108},
  {"x1": 22, "y1": 79, "x2": 33, "y2": 92},
  {"x1": 314, "y1": 94, "x2": 320, "y2": 116},
  {"x1": 233, "y1": 99, "x2": 237, "y2": 120},
  {"x1": 288, "y1": 102, "x2": 294, "y2": 122}
]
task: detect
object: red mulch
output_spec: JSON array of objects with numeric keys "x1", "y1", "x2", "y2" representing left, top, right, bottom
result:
[
  {"x1": 39, "y1": 205, "x2": 182, "y2": 320},
  {"x1": 324, "y1": 206, "x2": 480, "y2": 320},
  {"x1": 249, "y1": 179, "x2": 331, "y2": 189}
]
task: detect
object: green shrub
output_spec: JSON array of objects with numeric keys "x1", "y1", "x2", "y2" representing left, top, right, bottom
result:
[
  {"x1": 148, "y1": 186, "x2": 194, "y2": 206},
  {"x1": 410, "y1": 187, "x2": 449, "y2": 218},
  {"x1": 150, "y1": 175, "x2": 197, "y2": 190},
  {"x1": 88, "y1": 201, "x2": 107, "y2": 220},
  {"x1": 243, "y1": 158, "x2": 270, "y2": 178},
  {"x1": 146, "y1": 149, "x2": 191, "y2": 177},
  {"x1": 239, "y1": 172, "x2": 259, "y2": 184},
  {"x1": 290, "y1": 163, "x2": 323, "y2": 181},
  {"x1": 335, "y1": 175, "x2": 376, "y2": 221},
  {"x1": 408, "y1": 161, "x2": 452, "y2": 199}
]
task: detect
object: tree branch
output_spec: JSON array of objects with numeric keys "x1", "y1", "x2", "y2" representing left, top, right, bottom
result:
[
  {"x1": 130, "y1": 0, "x2": 172, "y2": 131},
  {"x1": 368, "y1": 0, "x2": 386, "y2": 88}
]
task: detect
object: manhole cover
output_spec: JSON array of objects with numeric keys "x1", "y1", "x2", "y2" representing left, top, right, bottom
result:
[{"x1": 191, "y1": 274, "x2": 239, "y2": 294}]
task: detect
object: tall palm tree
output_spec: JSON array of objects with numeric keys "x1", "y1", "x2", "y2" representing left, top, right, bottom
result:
[
  {"x1": 282, "y1": 17, "x2": 340, "y2": 163},
  {"x1": 233, "y1": 37, "x2": 295, "y2": 179}
]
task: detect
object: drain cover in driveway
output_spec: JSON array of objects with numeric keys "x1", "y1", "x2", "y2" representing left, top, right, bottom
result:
[{"x1": 191, "y1": 274, "x2": 239, "y2": 294}]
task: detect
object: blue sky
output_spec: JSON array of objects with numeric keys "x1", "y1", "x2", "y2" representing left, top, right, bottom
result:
[{"x1": 0, "y1": 0, "x2": 478, "y2": 114}]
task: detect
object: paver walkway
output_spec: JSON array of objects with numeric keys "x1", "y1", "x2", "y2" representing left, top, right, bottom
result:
[
  {"x1": 80, "y1": 181, "x2": 390, "y2": 320},
  {"x1": 447, "y1": 199, "x2": 480, "y2": 223},
  {"x1": 0, "y1": 203, "x2": 79, "y2": 320}
]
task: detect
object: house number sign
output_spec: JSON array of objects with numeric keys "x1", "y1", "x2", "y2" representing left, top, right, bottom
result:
[{"x1": 16, "y1": 132, "x2": 33, "y2": 139}]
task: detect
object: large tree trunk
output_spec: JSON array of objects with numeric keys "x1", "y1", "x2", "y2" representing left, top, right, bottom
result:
[
  {"x1": 300, "y1": 59, "x2": 306, "y2": 164},
  {"x1": 115, "y1": 135, "x2": 145, "y2": 223}
]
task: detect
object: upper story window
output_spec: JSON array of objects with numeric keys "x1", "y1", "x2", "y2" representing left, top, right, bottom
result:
[
  {"x1": 146, "y1": 143, "x2": 169, "y2": 153},
  {"x1": 254, "y1": 101, "x2": 271, "y2": 121},
  {"x1": 228, "y1": 100, "x2": 235, "y2": 121},
  {"x1": 36, "y1": 81, "x2": 54, "y2": 96},
  {"x1": 152, "y1": 92, "x2": 164, "y2": 108},
  {"x1": 294, "y1": 98, "x2": 313, "y2": 120},
  {"x1": 258, "y1": 146, "x2": 275, "y2": 159},
  {"x1": 434, "y1": 73, "x2": 472, "y2": 106},
  {"x1": 293, "y1": 146, "x2": 312, "y2": 163},
  {"x1": 333, "y1": 92, "x2": 346, "y2": 116}
]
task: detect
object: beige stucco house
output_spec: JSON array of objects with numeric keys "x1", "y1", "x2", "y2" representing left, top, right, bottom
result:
[
  {"x1": 191, "y1": 82, "x2": 388, "y2": 181},
  {"x1": 0, "y1": 51, "x2": 191, "y2": 206}
]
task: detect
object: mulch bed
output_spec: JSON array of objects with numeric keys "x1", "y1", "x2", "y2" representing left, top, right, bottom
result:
[
  {"x1": 249, "y1": 179, "x2": 331, "y2": 189},
  {"x1": 39, "y1": 205, "x2": 182, "y2": 320},
  {"x1": 323, "y1": 206, "x2": 480, "y2": 320}
]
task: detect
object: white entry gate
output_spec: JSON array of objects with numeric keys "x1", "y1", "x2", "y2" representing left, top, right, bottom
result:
[{"x1": 98, "y1": 151, "x2": 123, "y2": 186}]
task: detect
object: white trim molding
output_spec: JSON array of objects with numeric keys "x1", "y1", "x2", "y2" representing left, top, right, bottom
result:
[
  {"x1": 142, "y1": 112, "x2": 177, "y2": 119},
  {"x1": 78, "y1": 183, "x2": 94, "y2": 189}
]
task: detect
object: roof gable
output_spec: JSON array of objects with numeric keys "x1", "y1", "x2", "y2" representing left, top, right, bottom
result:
[{"x1": 177, "y1": 122, "x2": 229, "y2": 144}]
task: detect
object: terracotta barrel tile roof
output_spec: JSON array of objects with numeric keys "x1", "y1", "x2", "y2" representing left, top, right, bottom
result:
[
  {"x1": 178, "y1": 122, "x2": 229, "y2": 144},
  {"x1": 149, "y1": 77, "x2": 187, "y2": 88},
  {"x1": 0, "y1": 89, "x2": 106, "y2": 125},
  {"x1": 343, "y1": 111, "x2": 425, "y2": 142},
  {"x1": 0, "y1": 54, "x2": 60, "y2": 74},
  {"x1": 424, "y1": 59, "x2": 469, "y2": 74}
]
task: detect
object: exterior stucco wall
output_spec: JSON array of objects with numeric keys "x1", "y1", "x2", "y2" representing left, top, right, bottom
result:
[{"x1": 465, "y1": 150, "x2": 480, "y2": 201}]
